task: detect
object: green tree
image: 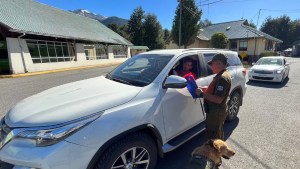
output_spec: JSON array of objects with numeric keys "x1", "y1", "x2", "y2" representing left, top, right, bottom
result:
[
  {"x1": 107, "y1": 24, "x2": 129, "y2": 41},
  {"x1": 245, "y1": 22, "x2": 257, "y2": 29},
  {"x1": 171, "y1": 0, "x2": 202, "y2": 48},
  {"x1": 260, "y1": 15, "x2": 293, "y2": 49},
  {"x1": 163, "y1": 29, "x2": 171, "y2": 44},
  {"x1": 199, "y1": 19, "x2": 212, "y2": 28},
  {"x1": 211, "y1": 32, "x2": 229, "y2": 49},
  {"x1": 143, "y1": 14, "x2": 165, "y2": 50},
  {"x1": 291, "y1": 19, "x2": 300, "y2": 41},
  {"x1": 127, "y1": 7, "x2": 145, "y2": 45}
]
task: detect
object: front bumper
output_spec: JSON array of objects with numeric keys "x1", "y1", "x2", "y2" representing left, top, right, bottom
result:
[
  {"x1": 248, "y1": 72, "x2": 283, "y2": 82},
  {"x1": 0, "y1": 139, "x2": 96, "y2": 169}
]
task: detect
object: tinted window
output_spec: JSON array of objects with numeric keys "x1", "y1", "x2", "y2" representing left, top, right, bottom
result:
[
  {"x1": 203, "y1": 53, "x2": 215, "y2": 76},
  {"x1": 227, "y1": 54, "x2": 236, "y2": 66},
  {"x1": 107, "y1": 54, "x2": 173, "y2": 87},
  {"x1": 227, "y1": 53, "x2": 242, "y2": 66}
]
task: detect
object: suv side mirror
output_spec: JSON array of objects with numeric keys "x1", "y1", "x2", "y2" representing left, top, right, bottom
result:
[
  {"x1": 163, "y1": 75, "x2": 187, "y2": 89},
  {"x1": 285, "y1": 63, "x2": 290, "y2": 66},
  {"x1": 252, "y1": 62, "x2": 256, "y2": 66}
]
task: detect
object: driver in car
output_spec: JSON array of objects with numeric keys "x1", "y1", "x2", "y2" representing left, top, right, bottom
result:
[{"x1": 174, "y1": 57, "x2": 196, "y2": 79}]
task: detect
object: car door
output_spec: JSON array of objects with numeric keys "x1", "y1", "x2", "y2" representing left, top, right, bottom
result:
[{"x1": 160, "y1": 53, "x2": 205, "y2": 140}]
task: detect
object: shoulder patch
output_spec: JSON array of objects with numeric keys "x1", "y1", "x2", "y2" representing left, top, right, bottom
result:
[{"x1": 217, "y1": 86, "x2": 224, "y2": 91}]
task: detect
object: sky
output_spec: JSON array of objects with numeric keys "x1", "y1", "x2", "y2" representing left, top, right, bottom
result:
[{"x1": 36, "y1": 0, "x2": 300, "y2": 30}]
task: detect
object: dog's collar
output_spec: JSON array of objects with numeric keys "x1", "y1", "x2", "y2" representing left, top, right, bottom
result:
[{"x1": 192, "y1": 154, "x2": 216, "y2": 168}]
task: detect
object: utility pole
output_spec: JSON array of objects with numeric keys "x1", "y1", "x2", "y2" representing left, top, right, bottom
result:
[
  {"x1": 179, "y1": 0, "x2": 182, "y2": 48},
  {"x1": 253, "y1": 9, "x2": 261, "y2": 62}
]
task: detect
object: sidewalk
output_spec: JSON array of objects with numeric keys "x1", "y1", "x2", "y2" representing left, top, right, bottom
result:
[{"x1": 0, "y1": 63, "x2": 119, "y2": 78}]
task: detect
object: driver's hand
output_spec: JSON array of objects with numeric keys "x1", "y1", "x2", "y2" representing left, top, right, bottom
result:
[{"x1": 195, "y1": 87, "x2": 203, "y2": 96}]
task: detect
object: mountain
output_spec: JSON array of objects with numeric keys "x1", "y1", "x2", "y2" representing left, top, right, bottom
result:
[
  {"x1": 71, "y1": 9, "x2": 107, "y2": 21},
  {"x1": 70, "y1": 9, "x2": 128, "y2": 26},
  {"x1": 102, "y1": 17, "x2": 128, "y2": 26}
]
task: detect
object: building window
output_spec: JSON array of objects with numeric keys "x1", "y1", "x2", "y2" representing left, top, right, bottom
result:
[
  {"x1": 230, "y1": 41, "x2": 237, "y2": 50},
  {"x1": 239, "y1": 41, "x2": 248, "y2": 51},
  {"x1": 112, "y1": 45, "x2": 128, "y2": 58},
  {"x1": 27, "y1": 40, "x2": 75, "y2": 64},
  {"x1": 84, "y1": 44, "x2": 108, "y2": 60},
  {"x1": 265, "y1": 40, "x2": 273, "y2": 51}
]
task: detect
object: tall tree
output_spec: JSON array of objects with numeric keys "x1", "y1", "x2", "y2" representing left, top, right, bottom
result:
[
  {"x1": 143, "y1": 14, "x2": 165, "y2": 50},
  {"x1": 163, "y1": 29, "x2": 171, "y2": 44},
  {"x1": 244, "y1": 21, "x2": 257, "y2": 29},
  {"x1": 291, "y1": 19, "x2": 300, "y2": 41},
  {"x1": 127, "y1": 7, "x2": 145, "y2": 45},
  {"x1": 260, "y1": 15, "x2": 293, "y2": 49},
  {"x1": 107, "y1": 24, "x2": 129, "y2": 40},
  {"x1": 211, "y1": 32, "x2": 228, "y2": 49},
  {"x1": 199, "y1": 19, "x2": 212, "y2": 28},
  {"x1": 171, "y1": 0, "x2": 202, "y2": 48}
]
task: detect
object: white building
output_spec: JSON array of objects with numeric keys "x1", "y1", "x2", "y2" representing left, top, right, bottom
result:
[{"x1": 0, "y1": 0, "x2": 135, "y2": 74}]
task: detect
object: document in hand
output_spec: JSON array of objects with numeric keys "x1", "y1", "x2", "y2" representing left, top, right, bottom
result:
[{"x1": 185, "y1": 75, "x2": 199, "y2": 99}]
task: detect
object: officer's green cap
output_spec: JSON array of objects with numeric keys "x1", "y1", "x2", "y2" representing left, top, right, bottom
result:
[{"x1": 208, "y1": 53, "x2": 228, "y2": 65}]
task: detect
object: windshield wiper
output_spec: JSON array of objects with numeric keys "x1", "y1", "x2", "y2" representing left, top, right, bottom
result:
[
  {"x1": 111, "y1": 77, "x2": 133, "y2": 86},
  {"x1": 106, "y1": 73, "x2": 112, "y2": 79}
]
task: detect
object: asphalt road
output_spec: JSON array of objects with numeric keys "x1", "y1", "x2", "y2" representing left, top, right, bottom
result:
[{"x1": 0, "y1": 57, "x2": 300, "y2": 169}]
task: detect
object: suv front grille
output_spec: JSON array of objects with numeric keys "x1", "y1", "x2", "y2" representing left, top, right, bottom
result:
[{"x1": 254, "y1": 70, "x2": 273, "y2": 74}]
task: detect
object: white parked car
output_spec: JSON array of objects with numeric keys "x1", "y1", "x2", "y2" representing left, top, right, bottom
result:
[
  {"x1": 248, "y1": 56, "x2": 290, "y2": 83},
  {"x1": 0, "y1": 49, "x2": 246, "y2": 169}
]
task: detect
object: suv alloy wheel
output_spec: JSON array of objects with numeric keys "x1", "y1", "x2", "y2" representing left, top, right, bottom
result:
[{"x1": 94, "y1": 132, "x2": 157, "y2": 169}]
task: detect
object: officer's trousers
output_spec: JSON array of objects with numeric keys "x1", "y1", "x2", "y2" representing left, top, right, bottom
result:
[{"x1": 205, "y1": 108, "x2": 227, "y2": 141}]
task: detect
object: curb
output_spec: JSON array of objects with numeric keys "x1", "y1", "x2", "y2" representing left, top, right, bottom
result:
[{"x1": 0, "y1": 63, "x2": 120, "y2": 78}]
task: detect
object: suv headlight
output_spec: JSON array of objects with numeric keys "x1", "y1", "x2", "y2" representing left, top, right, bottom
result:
[
  {"x1": 276, "y1": 69, "x2": 283, "y2": 74},
  {"x1": 11, "y1": 112, "x2": 102, "y2": 147}
]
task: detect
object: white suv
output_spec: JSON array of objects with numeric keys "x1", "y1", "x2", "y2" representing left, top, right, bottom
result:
[{"x1": 0, "y1": 49, "x2": 246, "y2": 169}]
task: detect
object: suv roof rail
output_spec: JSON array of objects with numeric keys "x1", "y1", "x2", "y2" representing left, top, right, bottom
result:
[{"x1": 183, "y1": 48, "x2": 232, "y2": 52}]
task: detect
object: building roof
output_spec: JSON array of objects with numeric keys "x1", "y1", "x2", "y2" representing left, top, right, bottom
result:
[
  {"x1": 198, "y1": 20, "x2": 283, "y2": 43},
  {"x1": 0, "y1": 0, "x2": 132, "y2": 45},
  {"x1": 129, "y1": 46, "x2": 149, "y2": 50}
]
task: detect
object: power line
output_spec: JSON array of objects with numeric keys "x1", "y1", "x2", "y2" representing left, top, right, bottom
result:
[
  {"x1": 198, "y1": 0, "x2": 225, "y2": 6},
  {"x1": 182, "y1": 4, "x2": 201, "y2": 17}
]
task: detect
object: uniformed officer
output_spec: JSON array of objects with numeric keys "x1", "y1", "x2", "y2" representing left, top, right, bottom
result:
[{"x1": 195, "y1": 53, "x2": 231, "y2": 141}]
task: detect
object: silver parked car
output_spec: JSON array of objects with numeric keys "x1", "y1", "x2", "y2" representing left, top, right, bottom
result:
[{"x1": 248, "y1": 56, "x2": 290, "y2": 83}]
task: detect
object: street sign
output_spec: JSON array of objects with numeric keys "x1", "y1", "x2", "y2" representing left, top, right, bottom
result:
[{"x1": 240, "y1": 51, "x2": 247, "y2": 59}]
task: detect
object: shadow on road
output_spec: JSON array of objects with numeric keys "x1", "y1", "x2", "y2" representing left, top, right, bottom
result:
[
  {"x1": 246, "y1": 77, "x2": 289, "y2": 88},
  {"x1": 224, "y1": 117, "x2": 239, "y2": 141},
  {"x1": 155, "y1": 118, "x2": 239, "y2": 169}
]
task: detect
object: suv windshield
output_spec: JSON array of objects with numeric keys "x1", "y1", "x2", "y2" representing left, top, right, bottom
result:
[
  {"x1": 106, "y1": 54, "x2": 173, "y2": 87},
  {"x1": 256, "y1": 58, "x2": 283, "y2": 65}
]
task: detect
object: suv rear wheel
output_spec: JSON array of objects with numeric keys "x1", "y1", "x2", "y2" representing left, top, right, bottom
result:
[
  {"x1": 227, "y1": 92, "x2": 241, "y2": 121},
  {"x1": 94, "y1": 132, "x2": 157, "y2": 169}
]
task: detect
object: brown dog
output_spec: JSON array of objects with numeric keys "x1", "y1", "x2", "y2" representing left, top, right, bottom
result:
[{"x1": 187, "y1": 139, "x2": 235, "y2": 169}]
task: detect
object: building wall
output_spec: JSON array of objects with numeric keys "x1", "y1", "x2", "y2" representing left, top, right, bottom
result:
[
  {"x1": 7, "y1": 38, "x2": 131, "y2": 74},
  {"x1": 236, "y1": 38, "x2": 277, "y2": 57}
]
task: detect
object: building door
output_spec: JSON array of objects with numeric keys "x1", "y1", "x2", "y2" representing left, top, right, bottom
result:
[{"x1": 0, "y1": 35, "x2": 9, "y2": 74}]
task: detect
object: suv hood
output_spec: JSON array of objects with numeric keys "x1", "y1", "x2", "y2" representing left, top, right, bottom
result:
[
  {"x1": 252, "y1": 65, "x2": 283, "y2": 71},
  {"x1": 5, "y1": 76, "x2": 142, "y2": 128}
]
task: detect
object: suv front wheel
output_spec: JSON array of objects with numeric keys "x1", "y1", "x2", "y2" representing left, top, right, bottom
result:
[{"x1": 94, "y1": 132, "x2": 157, "y2": 169}]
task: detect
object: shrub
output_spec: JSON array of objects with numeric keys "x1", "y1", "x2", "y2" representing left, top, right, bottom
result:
[{"x1": 259, "y1": 52, "x2": 278, "y2": 58}]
